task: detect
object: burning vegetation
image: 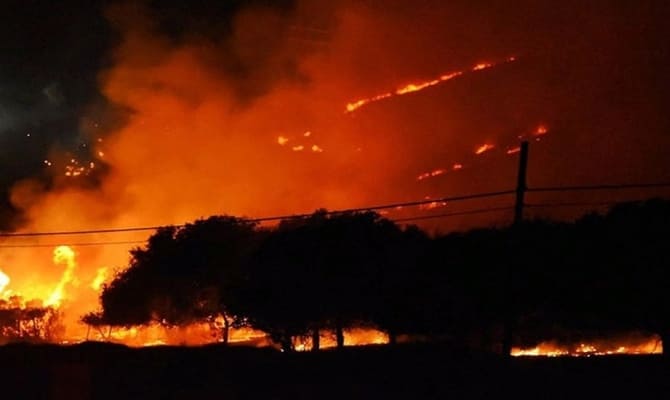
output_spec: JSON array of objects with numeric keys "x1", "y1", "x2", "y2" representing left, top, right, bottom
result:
[
  {"x1": 1, "y1": 199, "x2": 670, "y2": 356},
  {"x1": 0, "y1": 1, "x2": 669, "y2": 360}
]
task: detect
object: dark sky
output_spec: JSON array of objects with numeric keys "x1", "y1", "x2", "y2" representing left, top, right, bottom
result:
[
  {"x1": 0, "y1": 0, "x2": 293, "y2": 228},
  {"x1": 1, "y1": 0, "x2": 669, "y2": 231}
]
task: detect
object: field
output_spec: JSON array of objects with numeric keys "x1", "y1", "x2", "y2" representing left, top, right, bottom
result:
[{"x1": 0, "y1": 342, "x2": 669, "y2": 399}]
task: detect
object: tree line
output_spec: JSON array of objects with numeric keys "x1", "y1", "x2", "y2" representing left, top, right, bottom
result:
[{"x1": 83, "y1": 199, "x2": 670, "y2": 353}]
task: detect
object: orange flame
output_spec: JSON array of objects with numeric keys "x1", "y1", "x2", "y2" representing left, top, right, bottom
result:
[
  {"x1": 506, "y1": 146, "x2": 521, "y2": 155},
  {"x1": 534, "y1": 124, "x2": 548, "y2": 136},
  {"x1": 293, "y1": 328, "x2": 389, "y2": 351},
  {"x1": 0, "y1": 269, "x2": 9, "y2": 294},
  {"x1": 417, "y1": 168, "x2": 446, "y2": 181},
  {"x1": 344, "y1": 57, "x2": 515, "y2": 113},
  {"x1": 475, "y1": 143, "x2": 495, "y2": 155},
  {"x1": 90, "y1": 267, "x2": 108, "y2": 291},
  {"x1": 45, "y1": 246, "x2": 77, "y2": 307},
  {"x1": 472, "y1": 62, "x2": 493, "y2": 71},
  {"x1": 512, "y1": 336, "x2": 662, "y2": 357}
]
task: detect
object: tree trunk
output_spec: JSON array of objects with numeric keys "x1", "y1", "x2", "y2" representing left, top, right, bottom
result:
[
  {"x1": 281, "y1": 335, "x2": 293, "y2": 353},
  {"x1": 222, "y1": 315, "x2": 230, "y2": 345},
  {"x1": 312, "y1": 328, "x2": 320, "y2": 351},
  {"x1": 336, "y1": 323, "x2": 345, "y2": 349},
  {"x1": 388, "y1": 330, "x2": 397, "y2": 346}
]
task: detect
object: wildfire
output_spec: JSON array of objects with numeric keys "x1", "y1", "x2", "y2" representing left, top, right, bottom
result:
[
  {"x1": 511, "y1": 336, "x2": 662, "y2": 357},
  {"x1": 534, "y1": 124, "x2": 548, "y2": 136},
  {"x1": 0, "y1": 269, "x2": 9, "y2": 293},
  {"x1": 419, "y1": 197, "x2": 447, "y2": 210},
  {"x1": 45, "y1": 246, "x2": 77, "y2": 307},
  {"x1": 417, "y1": 168, "x2": 446, "y2": 181},
  {"x1": 91, "y1": 267, "x2": 108, "y2": 291},
  {"x1": 293, "y1": 328, "x2": 389, "y2": 351},
  {"x1": 64, "y1": 158, "x2": 96, "y2": 177},
  {"x1": 475, "y1": 143, "x2": 495, "y2": 155},
  {"x1": 344, "y1": 57, "x2": 516, "y2": 113},
  {"x1": 506, "y1": 146, "x2": 521, "y2": 155}
]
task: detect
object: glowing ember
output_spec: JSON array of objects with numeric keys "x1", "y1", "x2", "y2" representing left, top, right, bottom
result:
[
  {"x1": 506, "y1": 146, "x2": 521, "y2": 155},
  {"x1": 277, "y1": 136, "x2": 289, "y2": 145},
  {"x1": 452, "y1": 163, "x2": 463, "y2": 170},
  {"x1": 472, "y1": 62, "x2": 493, "y2": 71},
  {"x1": 311, "y1": 144, "x2": 324, "y2": 153},
  {"x1": 344, "y1": 57, "x2": 515, "y2": 113},
  {"x1": 419, "y1": 197, "x2": 447, "y2": 210},
  {"x1": 417, "y1": 168, "x2": 446, "y2": 181},
  {"x1": 292, "y1": 145, "x2": 304, "y2": 151},
  {"x1": 475, "y1": 143, "x2": 495, "y2": 155},
  {"x1": 534, "y1": 124, "x2": 548, "y2": 136}
]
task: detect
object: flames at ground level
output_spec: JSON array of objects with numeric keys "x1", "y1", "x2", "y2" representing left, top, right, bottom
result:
[
  {"x1": 512, "y1": 335, "x2": 662, "y2": 357},
  {"x1": 0, "y1": 246, "x2": 666, "y2": 354}
]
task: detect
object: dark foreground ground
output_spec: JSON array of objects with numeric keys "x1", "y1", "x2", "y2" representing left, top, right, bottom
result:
[{"x1": 0, "y1": 342, "x2": 668, "y2": 399}]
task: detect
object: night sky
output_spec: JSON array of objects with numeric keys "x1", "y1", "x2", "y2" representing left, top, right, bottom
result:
[{"x1": 1, "y1": 0, "x2": 669, "y2": 232}]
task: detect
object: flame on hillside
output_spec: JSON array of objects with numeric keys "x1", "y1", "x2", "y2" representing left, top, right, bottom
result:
[
  {"x1": 344, "y1": 57, "x2": 515, "y2": 113},
  {"x1": 475, "y1": 143, "x2": 495, "y2": 155},
  {"x1": 0, "y1": 4, "x2": 553, "y2": 350}
]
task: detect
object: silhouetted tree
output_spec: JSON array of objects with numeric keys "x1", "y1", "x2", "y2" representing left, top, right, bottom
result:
[
  {"x1": 95, "y1": 216, "x2": 259, "y2": 343},
  {"x1": 240, "y1": 210, "x2": 405, "y2": 350},
  {"x1": 368, "y1": 224, "x2": 432, "y2": 344}
]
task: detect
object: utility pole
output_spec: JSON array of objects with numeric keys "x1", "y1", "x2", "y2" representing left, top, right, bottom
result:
[
  {"x1": 514, "y1": 141, "x2": 529, "y2": 225},
  {"x1": 502, "y1": 140, "x2": 529, "y2": 358}
]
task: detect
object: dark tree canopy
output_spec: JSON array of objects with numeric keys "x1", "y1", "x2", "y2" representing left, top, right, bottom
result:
[
  {"x1": 87, "y1": 199, "x2": 670, "y2": 354},
  {"x1": 94, "y1": 216, "x2": 259, "y2": 337}
]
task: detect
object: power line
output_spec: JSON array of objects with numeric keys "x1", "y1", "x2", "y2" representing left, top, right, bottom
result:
[
  {"x1": 0, "y1": 226, "x2": 165, "y2": 238},
  {"x1": 0, "y1": 189, "x2": 516, "y2": 238},
  {"x1": 0, "y1": 182, "x2": 666, "y2": 240},
  {"x1": 0, "y1": 240, "x2": 145, "y2": 249},
  {"x1": 526, "y1": 200, "x2": 629, "y2": 209},
  {"x1": 391, "y1": 206, "x2": 514, "y2": 223}
]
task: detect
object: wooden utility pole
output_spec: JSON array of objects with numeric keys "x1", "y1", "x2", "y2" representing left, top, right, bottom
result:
[
  {"x1": 502, "y1": 140, "x2": 529, "y2": 358},
  {"x1": 514, "y1": 141, "x2": 529, "y2": 225}
]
